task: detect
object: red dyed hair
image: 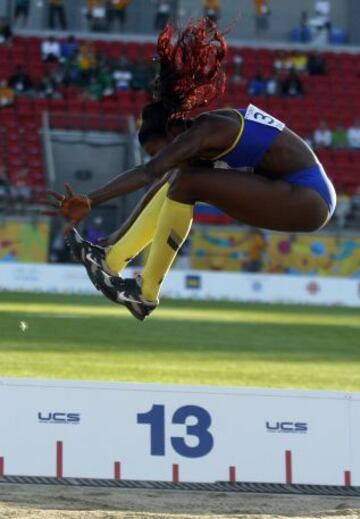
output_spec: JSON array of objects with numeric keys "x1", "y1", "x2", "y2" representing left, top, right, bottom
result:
[{"x1": 153, "y1": 18, "x2": 228, "y2": 116}]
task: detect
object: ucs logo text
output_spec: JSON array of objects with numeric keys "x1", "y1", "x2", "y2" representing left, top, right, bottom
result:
[
  {"x1": 266, "y1": 421, "x2": 308, "y2": 433},
  {"x1": 38, "y1": 412, "x2": 81, "y2": 424}
]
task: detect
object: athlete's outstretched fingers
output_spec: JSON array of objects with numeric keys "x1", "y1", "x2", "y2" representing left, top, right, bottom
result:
[
  {"x1": 46, "y1": 190, "x2": 65, "y2": 201},
  {"x1": 42, "y1": 199, "x2": 62, "y2": 209},
  {"x1": 42, "y1": 191, "x2": 65, "y2": 210},
  {"x1": 65, "y1": 183, "x2": 75, "y2": 197}
]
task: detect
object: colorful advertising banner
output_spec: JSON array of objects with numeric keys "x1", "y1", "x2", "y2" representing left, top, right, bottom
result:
[
  {"x1": 0, "y1": 219, "x2": 49, "y2": 263},
  {"x1": 191, "y1": 228, "x2": 360, "y2": 278}
]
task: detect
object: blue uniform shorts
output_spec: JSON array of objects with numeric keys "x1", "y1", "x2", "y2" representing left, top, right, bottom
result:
[{"x1": 285, "y1": 163, "x2": 337, "y2": 216}]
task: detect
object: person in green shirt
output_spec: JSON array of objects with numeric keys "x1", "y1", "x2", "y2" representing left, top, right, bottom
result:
[
  {"x1": 332, "y1": 124, "x2": 349, "y2": 149},
  {"x1": 85, "y1": 76, "x2": 103, "y2": 101},
  {"x1": 98, "y1": 65, "x2": 114, "y2": 96}
]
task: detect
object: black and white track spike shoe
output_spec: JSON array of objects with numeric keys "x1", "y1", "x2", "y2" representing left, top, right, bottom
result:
[
  {"x1": 95, "y1": 270, "x2": 158, "y2": 321},
  {"x1": 65, "y1": 228, "x2": 116, "y2": 290}
]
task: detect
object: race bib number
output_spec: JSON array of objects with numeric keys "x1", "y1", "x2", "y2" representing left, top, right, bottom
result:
[{"x1": 245, "y1": 104, "x2": 285, "y2": 131}]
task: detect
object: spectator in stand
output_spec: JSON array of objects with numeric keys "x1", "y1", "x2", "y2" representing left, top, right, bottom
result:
[
  {"x1": 42, "y1": 36, "x2": 61, "y2": 62},
  {"x1": 131, "y1": 58, "x2": 154, "y2": 91},
  {"x1": 107, "y1": 0, "x2": 130, "y2": 30},
  {"x1": 0, "y1": 80, "x2": 15, "y2": 107},
  {"x1": 113, "y1": 58, "x2": 133, "y2": 90},
  {"x1": 248, "y1": 72, "x2": 267, "y2": 96},
  {"x1": 307, "y1": 52, "x2": 326, "y2": 75},
  {"x1": 87, "y1": 0, "x2": 107, "y2": 31},
  {"x1": 266, "y1": 73, "x2": 280, "y2": 96},
  {"x1": 334, "y1": 186, "x2": 351, "y2": 229},
  {"x1": 281, "y1": 68, "x2": 304, "y2": 98},
  {"x1": 291, "y1": 51, "x2": 308, "y2": 73},
  {"x1": 332, "y1": 124, "x2": 349, "y2": 149},
  {"x1": 0, "y1": 165, "x2": 10, "y2": 204},
  {"x1": 9, "y1": 65, "x2": 33, "y2": 94},
  {"x1": 300, "y1": 11, "x2": 308, "y2": 27},
  {"x1": 254, "y1": 0, "x2": 271, "y2": 32},
  {"x1": 10, "y1": 168, "x2": 32, "y2": 204},
  {"x1": 298, "y1": 11, "x2": 311, "y2": 43},
  {"x1": 313, "y1": 120, "x2": 332, "y2": 148},
  {"x1": 313, "y1": 0, "x2": 331, "y2": 28},
  {"x1": 0, "y1": 17, "x2": 12, "y2": 44},
  {"x1": 97, "y1": 64, "x2": 114, "y2": 97},
  {"x1": 85, "y1": 217, "x2": 105, "y2": 244},
  {"x1": 14, "y1": 0, "x2": 31, "y2": 27},
  {"x1": 48, "y1": 0, "x2": 67, "y2": 30},
  {"x1": 308, "y1": 0, "x2": 331, "y2": 44},
  {"x1": 38, "y1": 72, "x2": 59, "y2": 99},
  {"x1": 49, "y1": 62, "x2": 66, "y2": 85},
  {"x1": 63, "y1": 56, "x2": 80, "y2": 86},
  {"x1": 154, "y1": 0, "x2": 172, "y2": 31},
  {"x1": 77, "y1": 42, "x2": 97, "y2": 83},
  {"x1": 347, "y1": 120, "x2": 360, "y2": 150},
  {"x1": 61, "y1": 35, "x2": 79, "y2": 61},
  {"x1": 274, "y1": 51, "x2": 293, "y2": 72},
  {"x1": 203, "y1": 0, "x2": 220, "y2": 23},
  {"x1": 231, "y1": 54, "x2": 244, "y2": 86},
  {"x1": 83, "y1": 76, "x2": 104, "y2": 101}
]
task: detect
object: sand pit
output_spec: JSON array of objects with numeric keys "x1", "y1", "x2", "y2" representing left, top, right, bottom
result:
[{"x1": 1, "y1": 483, "x2": 360, "y2": 518}]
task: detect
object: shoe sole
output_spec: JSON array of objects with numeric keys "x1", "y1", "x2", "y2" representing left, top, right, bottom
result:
[{"x1": 95, "y1": 271, "x2": 146, "y2": 322}]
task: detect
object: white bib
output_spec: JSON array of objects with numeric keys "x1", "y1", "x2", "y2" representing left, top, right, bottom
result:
[{"x1": 245, "y1": 104, "x2": 285, "y2": 131}]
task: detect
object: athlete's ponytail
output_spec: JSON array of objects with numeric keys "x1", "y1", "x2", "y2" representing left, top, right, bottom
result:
[{"x1": 139, "y1": 18, "x2": 228, "y2": 146}]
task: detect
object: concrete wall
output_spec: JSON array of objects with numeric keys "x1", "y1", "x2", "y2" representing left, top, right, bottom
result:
[
  {"x1": 11, "y1": 0, "x2": 176, "y2": 34},
  {"x1": 10, "y1": 0, "x2": 353, "y2": 42},
  {"x1": 179, "y1": 0, "x2": 350, "y2": 42},
  {"x1": 50, "y1": 130, "x2": 138, "y2": 229},
  {"x1": 0, "y1": 1, "x2": 8, "y2": 18},
  {"x1": 348, "y1": 0, "x2": 360, "y2": 44}
]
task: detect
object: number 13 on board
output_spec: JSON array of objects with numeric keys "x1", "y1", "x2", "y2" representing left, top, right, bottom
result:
[{"x1": 137, "y1": 404, "x2": 214, "y2": 458}]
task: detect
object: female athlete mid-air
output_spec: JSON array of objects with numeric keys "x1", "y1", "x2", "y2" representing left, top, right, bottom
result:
[{"x1": 44, "y1": 19, "x2": 336, "y2": 321}]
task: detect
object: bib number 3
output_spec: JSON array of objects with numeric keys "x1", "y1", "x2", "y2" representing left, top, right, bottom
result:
[{"x1": 245, "y1": 104, "x2": 285, "y2": 131}]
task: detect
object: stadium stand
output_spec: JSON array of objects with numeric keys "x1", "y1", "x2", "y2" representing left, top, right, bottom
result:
[{"x1": 0, "y1": 35, "x2": 360, "y2": 205}]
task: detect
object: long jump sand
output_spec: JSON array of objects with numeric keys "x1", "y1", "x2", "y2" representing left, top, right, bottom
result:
[{"x1": 1, "y1": 484, "x2": 360, "y2": 518}]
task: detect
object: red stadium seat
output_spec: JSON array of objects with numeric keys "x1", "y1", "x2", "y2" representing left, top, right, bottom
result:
[
  {"x1": 67, "y1": 99, "x2": 84, "y2": 113},
  {"x1": 48, "y1": 99, "x2": 67, "y2": 111}
]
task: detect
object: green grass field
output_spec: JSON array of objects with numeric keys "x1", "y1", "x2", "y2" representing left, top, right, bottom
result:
[{"x1": 0, "y1": 291, "x2": 359, "y2": 391}]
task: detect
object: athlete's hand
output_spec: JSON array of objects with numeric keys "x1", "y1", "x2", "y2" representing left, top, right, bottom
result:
[{"x1": 41, "y1": 183, "x2": 91, "y2": 234}]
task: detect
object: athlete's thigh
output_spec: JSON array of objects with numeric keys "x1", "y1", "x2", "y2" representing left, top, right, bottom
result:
[{"x1": 171, "y1": 167, "x2": 328, "y2": 232}]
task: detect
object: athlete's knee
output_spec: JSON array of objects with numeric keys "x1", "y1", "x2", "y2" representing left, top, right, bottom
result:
[{"x1": 168, "y1": 168, "x2": 199, "y2": 203}]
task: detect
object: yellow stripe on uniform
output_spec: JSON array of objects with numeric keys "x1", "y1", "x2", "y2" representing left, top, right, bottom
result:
[{"x1": 212, "y1": 109, "x2": 245, "y2": 161}]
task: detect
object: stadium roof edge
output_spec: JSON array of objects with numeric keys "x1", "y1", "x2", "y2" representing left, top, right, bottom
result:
[{"x1": 13, "y1": 28, "x2": 360, "y2": 54}]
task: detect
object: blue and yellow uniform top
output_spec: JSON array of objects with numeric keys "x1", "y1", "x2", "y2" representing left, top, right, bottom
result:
[
  {"x1": 210, "y1": 104, "x2": 336, "y2": 216},
  {"x1": 212, "y1": 104, "x2": 285, "y2": 169}
]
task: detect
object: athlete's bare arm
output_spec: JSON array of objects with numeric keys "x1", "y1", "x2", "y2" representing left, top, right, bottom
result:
[
  {"x1": 42, "y1": 112, "x2": 239, "y2": 228},
  {"x1": 86, "y1": 113, "x2": 238, "y2": 207}
]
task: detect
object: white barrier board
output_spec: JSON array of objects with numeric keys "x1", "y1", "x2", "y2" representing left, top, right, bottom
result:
[
  {"x1": 0, "y1": 378, "x2": 358, "y2": 485},
  {"x1": 0, "y1": 263, "x2": 359, "y2": 307}
]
